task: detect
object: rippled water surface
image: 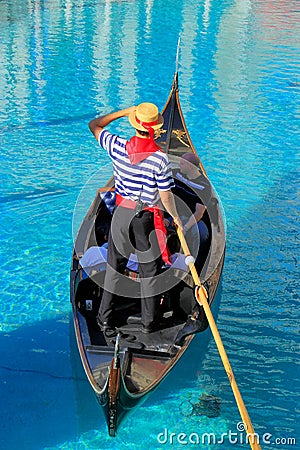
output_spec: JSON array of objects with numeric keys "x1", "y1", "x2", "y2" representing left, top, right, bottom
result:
[{"x1": 0, "y1": 0, "x2": 299, "y2": 449}]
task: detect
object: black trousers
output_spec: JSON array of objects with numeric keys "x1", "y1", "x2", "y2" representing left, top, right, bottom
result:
[{"x1": 98, "y1": 206, "x2": 163, "y2": 328}]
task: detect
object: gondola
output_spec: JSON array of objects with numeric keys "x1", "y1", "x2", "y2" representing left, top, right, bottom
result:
[{"x1": 70, "y1": 68, "x2": 225, "y2": 436}]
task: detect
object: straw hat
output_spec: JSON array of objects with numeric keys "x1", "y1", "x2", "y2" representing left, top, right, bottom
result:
[{"x1": 128, "y1": 102, "x2": 164, "y2": 132}]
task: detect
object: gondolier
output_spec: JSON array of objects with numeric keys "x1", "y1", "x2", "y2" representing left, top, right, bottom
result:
[{"x1": 89, "y1": 102, "x2": 182, "y2": 336}]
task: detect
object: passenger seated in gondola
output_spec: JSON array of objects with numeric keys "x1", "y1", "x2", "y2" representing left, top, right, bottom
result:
[{"x1": 172, "y1": 152, "x2": 211, "y2": 270}]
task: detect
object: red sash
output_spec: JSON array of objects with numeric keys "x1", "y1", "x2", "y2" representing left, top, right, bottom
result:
[
  {"x1": 126, "y1": 136, "x2": 161, "y2": 164},
  {"x1": 115, "y1": 193, "x2": 171, "y2": 264}
]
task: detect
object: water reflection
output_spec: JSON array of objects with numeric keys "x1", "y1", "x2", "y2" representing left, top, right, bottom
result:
[
  {"x1": 213, "y1": 0, "x2": 253, "y2": 123},
  {"x1": 179, "y1": 0, "x2": 202, "y2": 106},
  {"x1": 91, "y1": 0, "x2": 113, "y2": 109},
  {"x1": 202, "y1": 0, "x2": 212, "y2": 30}
]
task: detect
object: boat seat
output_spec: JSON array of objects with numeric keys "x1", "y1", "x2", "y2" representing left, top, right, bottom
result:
[{"x1": 95, "y1": 190, "x2": 116, "y2": 246}]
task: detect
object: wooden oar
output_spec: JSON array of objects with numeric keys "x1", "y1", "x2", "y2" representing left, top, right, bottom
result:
[{"x1": 176, "y1": 227, "x2": 261, "y2": 450}]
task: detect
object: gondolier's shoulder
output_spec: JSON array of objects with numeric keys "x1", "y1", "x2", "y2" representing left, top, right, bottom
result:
[
  {"x1": 148, "y1": 149, "x2": 171, "y2": 170},
  {"x1": 149, "y1": 151, "x2": 174, "y2": 190},
  {"x1": 98, "y1": 129, "x2": 127, "y2": 154}
]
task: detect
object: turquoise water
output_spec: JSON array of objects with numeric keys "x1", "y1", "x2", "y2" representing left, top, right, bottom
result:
[{"x1": 1, "y1": 0, "x2": 299, "y2": 449}]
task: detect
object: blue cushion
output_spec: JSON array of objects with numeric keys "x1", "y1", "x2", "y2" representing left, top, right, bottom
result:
[{"x1": 100, "y1": 190, "x2": 116, "y2": 214}]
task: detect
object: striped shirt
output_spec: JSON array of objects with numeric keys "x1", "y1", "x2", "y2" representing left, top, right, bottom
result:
[{"x1": 99, "y1": 130, "x2": 175, "y2": 207}]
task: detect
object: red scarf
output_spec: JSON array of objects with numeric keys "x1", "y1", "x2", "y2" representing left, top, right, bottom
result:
[
  {"x1": 126, "y1": 136, "x2": 161, "y2": 164},
  {"x1": 146, "y1": 207, "x2": 172, "y2": 265}
]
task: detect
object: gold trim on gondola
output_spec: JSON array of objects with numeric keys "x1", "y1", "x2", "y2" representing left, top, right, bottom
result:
[{"x1": 172, "y1": 129, "x2": 189, "y2": 147}]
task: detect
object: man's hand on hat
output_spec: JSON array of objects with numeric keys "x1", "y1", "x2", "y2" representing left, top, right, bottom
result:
[{"x1": 124, "y1": 106, "x2": 137, "y2": 116}]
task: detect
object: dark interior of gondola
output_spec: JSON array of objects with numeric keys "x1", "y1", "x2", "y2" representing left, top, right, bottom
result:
[{"x1": 74, "y1": 175, "x2": 212, "y2": 350}]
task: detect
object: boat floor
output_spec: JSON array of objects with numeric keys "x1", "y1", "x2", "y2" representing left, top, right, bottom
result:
[
  {"x1": 84, "y1": 312, "x2": 185, "y2": 352},
  {"x1": 76, "y1": 278, "x2": 191, "y2": 352},
  {"x1": 115, "y1": 318, "x2": 184, "y2": 351}
]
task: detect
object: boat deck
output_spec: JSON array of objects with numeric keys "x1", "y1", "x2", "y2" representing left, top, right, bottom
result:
[
  {"x1": 115, "y1": 318, "x2": 184, "y2": 351},
  {"x1": 84, "y1": 311, "x2": 185, "y2": 352}
]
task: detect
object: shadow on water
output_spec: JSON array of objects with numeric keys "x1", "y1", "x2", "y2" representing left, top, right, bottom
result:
[{"x1": 0, "y1": 314, "x2": 104, "y2": 450}]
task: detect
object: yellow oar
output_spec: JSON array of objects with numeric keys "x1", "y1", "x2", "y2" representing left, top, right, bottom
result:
[{"x1": 176, "y1": 227, "x2": 261, "y2": 450}]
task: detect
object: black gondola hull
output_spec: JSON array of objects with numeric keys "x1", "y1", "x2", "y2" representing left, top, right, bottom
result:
[{"x1": 70, "y1": 71, "x2": 226, "y2": 436}]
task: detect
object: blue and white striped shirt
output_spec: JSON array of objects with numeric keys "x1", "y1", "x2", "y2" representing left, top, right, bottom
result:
[{"x1": 99, "y1": 130, "x2": 175, "y2": 207}]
